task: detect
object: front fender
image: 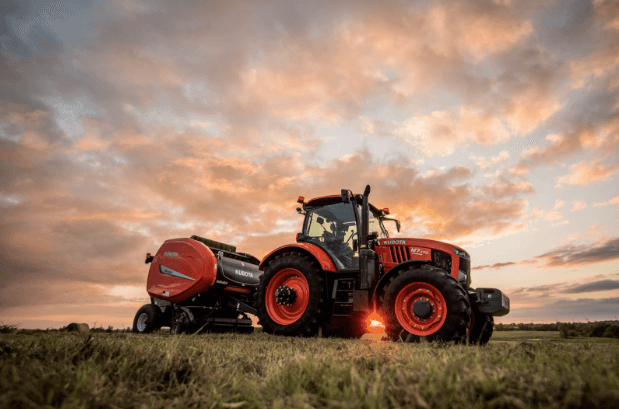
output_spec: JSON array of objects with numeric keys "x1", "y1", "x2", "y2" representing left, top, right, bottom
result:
[{"x1": 259, "y1": 243, "x2": 337, "y2": 273}]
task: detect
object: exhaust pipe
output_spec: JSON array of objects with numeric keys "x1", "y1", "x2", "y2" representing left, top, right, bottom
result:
[{"x1": 359, "y1": 185, "x2": 376, "y2": 290}]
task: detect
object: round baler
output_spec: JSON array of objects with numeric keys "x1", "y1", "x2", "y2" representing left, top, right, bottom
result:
[{"x1": 132, "y1": 235, "x2": 261, "y2": 334}]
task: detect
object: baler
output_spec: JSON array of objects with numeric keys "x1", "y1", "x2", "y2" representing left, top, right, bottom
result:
[{"x1": 132, "y1": 235, "x2": 261, "y2": 334}]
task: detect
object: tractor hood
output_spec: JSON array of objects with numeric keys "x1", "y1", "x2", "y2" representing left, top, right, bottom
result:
[
  {"x1": 374, "y1": 237, "x2": 471, "y2": 289},
  {"x1": 376, "y1": 238, "x2": 469, "y2": 260}
]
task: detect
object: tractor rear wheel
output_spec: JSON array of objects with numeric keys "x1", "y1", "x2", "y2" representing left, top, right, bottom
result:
[
  {"x1": 256, "y1": 251, "x2": 325, "y2": 337},
  {"x1": 132, "y1": 304, "x2": 162, "y2": 334},
  {"x1": 468, "y1": 309, "x2": 494, "y2": 345},
  {"x1": 383, "y1": 265, "x2": 470, "y2": 342}
]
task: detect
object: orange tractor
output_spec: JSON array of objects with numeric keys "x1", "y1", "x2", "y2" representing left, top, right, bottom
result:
[
  {"x1": 255, "y1": 185, "x2": 509, "y2": 343},
  {"x1": 134, "y1": 185, "x2": 509, "y2": 343}
]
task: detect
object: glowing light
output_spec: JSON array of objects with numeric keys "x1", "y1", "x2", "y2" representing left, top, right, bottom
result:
[{"x1": 366, "y1": 311, "x2": 385, "y2": 334}]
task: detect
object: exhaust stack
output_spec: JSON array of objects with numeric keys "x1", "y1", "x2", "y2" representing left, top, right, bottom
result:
[{"x1": 359, "y1": 185, "x2": 376, "y2": 290}]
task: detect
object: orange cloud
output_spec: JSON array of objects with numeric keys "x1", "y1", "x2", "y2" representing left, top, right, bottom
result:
[
  {"x1": 556, "y1": 160, "x2": 619, "y2": 186},
  {"x1": 398, "y1": 107, "x2": 510, "y2": 157}
]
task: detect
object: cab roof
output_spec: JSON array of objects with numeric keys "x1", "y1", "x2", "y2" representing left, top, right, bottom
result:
[
  {"x1": 305, "y1": 195, "x2": 342, "y2": 207},
  {"x1": 304, "y1": 194, "x2": 383, "y2": 216}
]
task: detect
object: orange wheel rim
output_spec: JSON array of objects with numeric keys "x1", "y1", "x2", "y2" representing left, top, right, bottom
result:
[
  {"x1": 265, "y1": 268, "x2": 310, "y2": 325},
  {"x1": 394, "y1": 282, "x2": 447, "y2": 336}
]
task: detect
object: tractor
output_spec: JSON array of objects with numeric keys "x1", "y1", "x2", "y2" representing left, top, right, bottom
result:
[
  {"x1": 132, "y1": 185, "x2": 510, "y2": 344},
  {"x1": 255, "y1": 185, "x2": 510, "y2": 343}
]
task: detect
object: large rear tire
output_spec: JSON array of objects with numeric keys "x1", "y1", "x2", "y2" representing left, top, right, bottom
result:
[
  {"x1": 383, "y1": 265, "x2": 470, "y2": 342},
  {"x1": 132, "y1": 304, "x2": 162, "y2": 334},
  {"x1": 256, "y1": 252, "x2": 325, "y2": 337},
  {"x1": 468, "y1": 309, "x2": 494, "y2": 345}
]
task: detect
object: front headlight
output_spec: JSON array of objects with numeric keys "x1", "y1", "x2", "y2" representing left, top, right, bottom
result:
[
  {"x1": 453, "y1": 247, "x2": 470, "y2": 260},
  {"x1": 458, "y1": 270, "x2": 468, "y2": 286}
]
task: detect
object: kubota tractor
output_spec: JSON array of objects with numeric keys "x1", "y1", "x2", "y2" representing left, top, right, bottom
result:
[{"x1": 255, "y1": 185, "x2": 510, "y2": 343}]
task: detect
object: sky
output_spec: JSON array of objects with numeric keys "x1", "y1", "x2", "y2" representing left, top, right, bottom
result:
[{"x1": 1, "y1": 0, "x2": 618, "y2": 329}]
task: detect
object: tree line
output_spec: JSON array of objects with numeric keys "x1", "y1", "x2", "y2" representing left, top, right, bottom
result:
[{"x1": 496, "y1": 322, "x2": 619, "y2": 339}]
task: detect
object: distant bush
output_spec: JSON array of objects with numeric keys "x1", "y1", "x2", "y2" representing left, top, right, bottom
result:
[
  {"x1": 558, "y1": 323, "x2": 578, "y2": 339},
  {"x1": 587, "y1": 323, "x2": 619, "y2": 339},
  {"x1": 89, "y1": 326, "x2": 132, "y2": 333},
  {"x1": 0, "y1": 324, "x2": 18, "y2": 334},
  {"x1": 496, "y1": 321, "x2": 619, "y2": 339},
  {"x1": 495, "y1": 323, "x2": 559, "y2": 332}
]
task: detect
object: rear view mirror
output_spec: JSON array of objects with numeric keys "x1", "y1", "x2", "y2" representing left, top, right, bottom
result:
[{"x1": 341, "y1": 189, "x2": 350, "y2": 203}]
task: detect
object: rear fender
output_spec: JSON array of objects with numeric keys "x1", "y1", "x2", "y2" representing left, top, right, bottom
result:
[
  {"x1": 259, "y1": 243, "x2": 337, "y2": 273},
  {"x1": 372, "y1": 259, "x2": 432, "y2": 312}
]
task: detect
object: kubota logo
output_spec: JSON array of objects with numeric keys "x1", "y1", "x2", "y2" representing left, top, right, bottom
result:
[
  {"x1": 410, "y1": 248, "x2": 429, "y2": 256},
  {"x1": 383, "y1": 240, "x2": 405, "y2": 245},
  {"x1": 164, "y1": 252, "x2": 178, "y2": 257},
  {"x1": 235, "y1": 269, "x2": 253, "y2": 278}
]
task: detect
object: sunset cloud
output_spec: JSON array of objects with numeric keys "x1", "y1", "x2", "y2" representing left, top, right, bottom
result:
[
  {"x1": 2, "y1": 0, "x2": 619, "y2": 327},
  {"x1": 556, "y1": 159, "x2": 619, "y2": 186},
  {"x1": 536, "y1": 238, "x2": 619, "y2": 267}
]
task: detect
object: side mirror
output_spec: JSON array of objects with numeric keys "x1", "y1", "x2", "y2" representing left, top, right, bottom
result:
[
  {"x1": 341, "y1": 189, "x2": 350, "y2": 203},
  {"x1": 317, "y1": 217, "x2": 325, "y2": 225}
]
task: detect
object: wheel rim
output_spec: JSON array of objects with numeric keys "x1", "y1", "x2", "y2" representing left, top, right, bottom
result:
[
  {"x1": 137, "y1": 313, "x2": 148, "y2": 332},
  {"x1": 265, "y1": 268, "x2": 310, "y2": 325},
  {"x1": 394, "y1": 282, "x2": 447, "y2": 336}
]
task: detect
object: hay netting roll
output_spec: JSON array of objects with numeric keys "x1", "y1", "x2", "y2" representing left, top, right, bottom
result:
[{"x1": 67, "y1": 323, "x2": 90, "y2": 333}]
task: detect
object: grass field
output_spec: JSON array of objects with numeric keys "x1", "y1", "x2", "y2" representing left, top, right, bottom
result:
[{"x1": 1, "y1": 330, "x2": 618, "y2": 408}]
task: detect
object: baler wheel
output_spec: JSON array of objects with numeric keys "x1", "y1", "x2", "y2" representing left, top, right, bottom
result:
[
  {"x1": 383, "y1": 265, "x2": 470, "y2": 342},
  {"x1": 467, "y1": 309, "x2": 494, "y2": 345},
  {"x1": 256, "y1": 251, "x2": 325, "y2": 337},
  {"x1": 132, "y1": 304, "x2": 162, "y2": 334}
]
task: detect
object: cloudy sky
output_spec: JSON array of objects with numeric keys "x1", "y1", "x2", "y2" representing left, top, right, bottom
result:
[{"x1": 1, "y1": 0, "x2": 618, "y2": 329}]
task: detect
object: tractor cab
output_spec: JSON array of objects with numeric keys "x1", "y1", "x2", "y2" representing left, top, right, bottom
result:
[{"x1": 296, "y1": 191, "x2": 399, "y2": 272}]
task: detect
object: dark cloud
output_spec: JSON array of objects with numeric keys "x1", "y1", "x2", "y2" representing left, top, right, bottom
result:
[
  {"x1": 563, "y1": 280, "x2": 619, "y2": 294},
  {"x1": 473, "y1": 262, "x2": 517, "y2": 271},
  {"x1": 502, "y1": 296, "x2": 619, "y2": 323},
  {"x1": 537, "y1": 238, "x2": 619, "y2": 267}
]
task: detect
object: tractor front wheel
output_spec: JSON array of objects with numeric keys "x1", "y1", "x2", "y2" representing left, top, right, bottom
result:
[
  {"x1": 256, "y1": 251, "x2": 325, "y2": 337},
  {"x1": 383, "y1": 265, "x2": 470, "y2": 342},
  {"x1": 468, "y1": 309, "x2": 494, "y2": 345},
  {"x1": 132, "y1": 304, "x2": 162, "y2": 334}
]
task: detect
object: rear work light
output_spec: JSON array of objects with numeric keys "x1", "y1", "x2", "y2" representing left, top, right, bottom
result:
[{"x1": 145, "y1": 253, "x2": 154, "y2": 264}]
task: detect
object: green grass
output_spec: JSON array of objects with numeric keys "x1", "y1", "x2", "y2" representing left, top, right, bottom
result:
[
  {"x1": 1, "y1": 331, "x2": 618, "y2": 408},
  {"x1": 492, "y1": 330, "x2": 619, "y2": 344}
]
